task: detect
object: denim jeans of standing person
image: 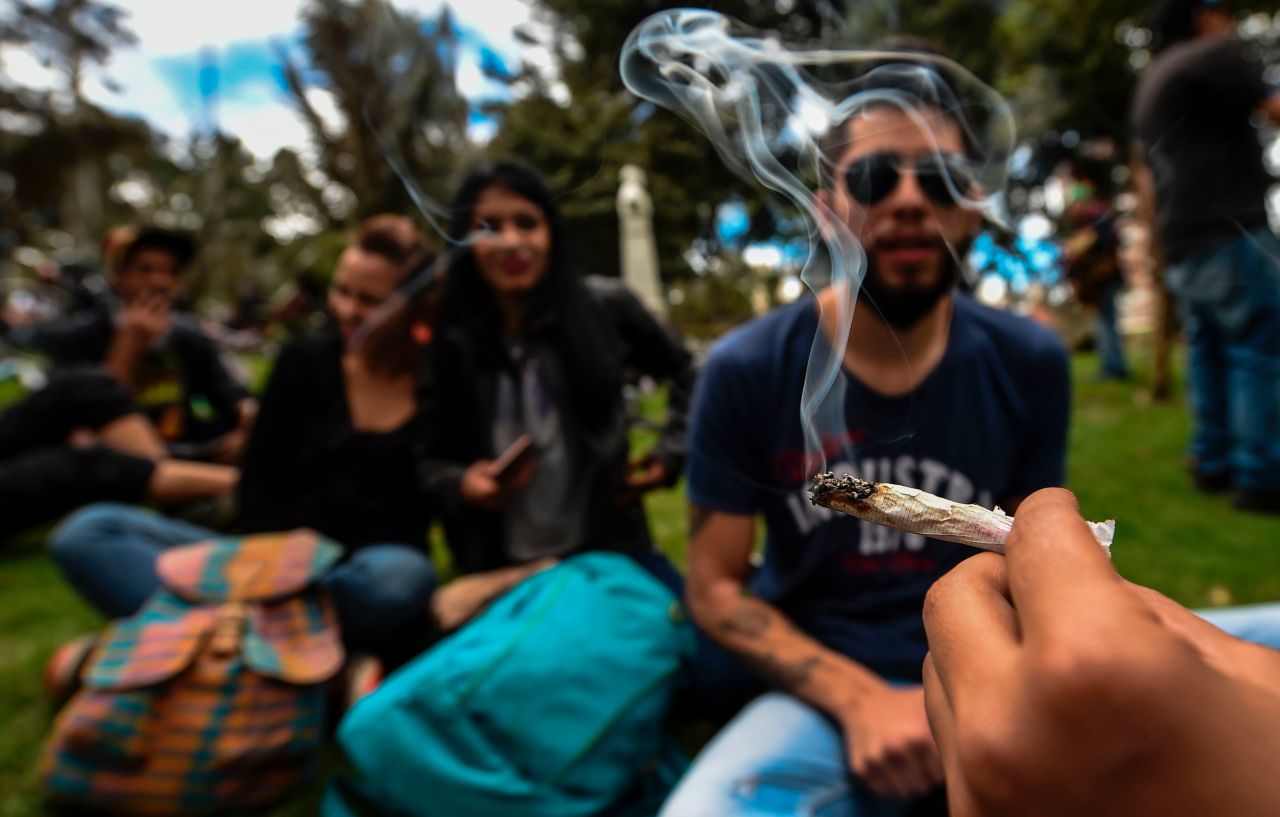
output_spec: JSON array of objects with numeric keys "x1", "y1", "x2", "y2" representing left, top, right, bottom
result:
[
  {"x1": 49, "y1": 503, "x2": 437, "y2": 664},
  {"x1": 1164, "y1": 227, "x2": 1280, "y2": 498},
  {"x1": 1095, "y1": 275, "x2": 1129, "y2": 380}
]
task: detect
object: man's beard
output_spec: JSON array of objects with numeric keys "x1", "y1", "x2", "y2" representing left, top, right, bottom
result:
[{"x1": 858, "y1": 240, "x2": 968, "y2": 330}]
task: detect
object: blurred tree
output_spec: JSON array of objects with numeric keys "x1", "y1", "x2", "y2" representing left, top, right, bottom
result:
[
  {"x1": 279, "y1": 0, "x2": 470, "y2": 224},
  {"x1": 487, "y1": 0, "x2": 835, "y2": 283},
  {"x1": 992, "y1": 0, "x2": 1150, "y2": 147},
  {"x1": 1, "y1": 0, "x2": 137, "y2": 245}
]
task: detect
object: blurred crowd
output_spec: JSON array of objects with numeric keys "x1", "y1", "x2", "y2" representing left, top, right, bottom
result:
[{"x1": 1, "y1": 1, "x2": 1279, "y2": 816}]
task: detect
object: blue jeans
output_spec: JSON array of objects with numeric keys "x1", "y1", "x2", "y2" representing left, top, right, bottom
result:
[
  {"x1": 1095, "y1": 276, "x2": 1128, "y2": 379},
  {"x1": 49, "y1": 503, "x2": 437, "y2": 662},
  {"x1": 1165, "y1": 228, "x2": 1280, "y2": 490},
  {"x1": 661, "y1": 608, "x2": 1280, "y2": 817},
  {"x1": 659, "y1": 692, "x2": 934, "y2": 817}
]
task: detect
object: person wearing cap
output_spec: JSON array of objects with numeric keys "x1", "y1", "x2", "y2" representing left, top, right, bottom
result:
[
  {"x1": 1130, "y1": 0, "x2": 1280, "y2": 513},
  {"x1": 6, "y1": 227, "x2": 255, "y2": 461}
]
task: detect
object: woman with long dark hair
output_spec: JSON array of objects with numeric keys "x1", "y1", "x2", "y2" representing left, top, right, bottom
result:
[{"x1": 422, "y1": 160, "x2": 695, "y2": 630}]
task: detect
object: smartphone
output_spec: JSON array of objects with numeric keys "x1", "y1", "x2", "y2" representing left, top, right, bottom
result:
[{"x1": 491, "y1": 434, "x2": 537, "y2": 483}]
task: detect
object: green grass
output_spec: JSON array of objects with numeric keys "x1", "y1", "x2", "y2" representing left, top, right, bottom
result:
[
  {"x1": 2, "y1": 349, "x2": 1278, "y2": 814},
  {"x1": 1068, "y1": 353, "x2": 1280, "y2": 607}
]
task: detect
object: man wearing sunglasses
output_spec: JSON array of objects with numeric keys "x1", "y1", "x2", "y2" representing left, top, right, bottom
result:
[{"x1": 664, "y1": 54, "x2": 1071, "y2": 817}]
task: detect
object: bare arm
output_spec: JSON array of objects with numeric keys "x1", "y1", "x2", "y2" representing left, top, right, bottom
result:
[
  {"x1": 431, "y1": 558, "x2": 558, "y2": 632},
  {"x1": 1129, "y1": 140, "x2": 1157, "y2": 228},
  {"x1": 923, "y1": 488, "x2": 1280, "y2": 817},
  {"x1": 104, "y1": 294, "x2": 172, "y2": 391},
  {"x1": 687, "y1": 503, "x2": 943, "y2": 799}
]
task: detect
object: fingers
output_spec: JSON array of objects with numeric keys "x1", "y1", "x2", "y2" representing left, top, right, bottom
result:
[
  {"x1": 922, "y1": 654, "x2": 955, "y2": 761},
  {"x1": 858, "y1": 741, "x2": 942, "y2": 800},
  {"x1": 1005, "y1": 487, "x2": 1125, "y2": 639},
  {"x1": 923, "y1": 553, "x2": 1019, "y2": 708}
]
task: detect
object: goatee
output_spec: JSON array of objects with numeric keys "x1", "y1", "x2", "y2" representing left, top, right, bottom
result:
[{"x1": 858, "y1": 241, "x2": 968, "y2": 330}]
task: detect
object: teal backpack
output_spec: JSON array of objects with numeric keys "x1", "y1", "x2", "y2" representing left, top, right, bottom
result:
[{"x1": 325, "y1": 552, "x2": 694, "y2": 817}]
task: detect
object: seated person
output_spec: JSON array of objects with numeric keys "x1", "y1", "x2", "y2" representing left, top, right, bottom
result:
[
  {"x1": 0, "y1": 368, "x2": 237, "y2": 543},
  {"x1": 422, "y1": 160, "x2": 695, "y2": 631},
  {"x1": 661, "y1": 59, "x2": 1069, "y2": 817},
  {"x1": 50, "y1": 216, "x2": 439, "y2": 667},
  {"x1": 5, "y1": 227, "x2": 254, "y2": 462},
  {"x1": 922, "y1": 487, "x2": 1280, "y2": 817}
]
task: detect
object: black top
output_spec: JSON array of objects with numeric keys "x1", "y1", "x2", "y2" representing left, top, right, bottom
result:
[
  {"x1": 238, "y1": 330, "x2": 433, "y2": 550},
  {"x1": 6, "y1": 299, "x2": 244, "y2": 444},
  {"x1": 420, "y1": 277, "x2": 695, "y2": 574},
  {"x1": 1131, "y1": 38, "x2": 1273, "y2": 263}
]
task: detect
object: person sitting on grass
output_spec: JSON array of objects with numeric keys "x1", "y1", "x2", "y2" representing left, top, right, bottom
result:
[
  {"x1": 661, "y1": 54, "x2": 1071, "y2": 817},
  {"x1": 418, "y1": 159, "x2": 697, "y2": 631},
  {"x1": 3, "y1": 227, "x2": 256, "y2": 463},
  {"x1": 0, "y1": 368, "x2": 237, "y2": 544},
  {"x1": 49, "y1": 215, "x2": 440, "y2": 668}
]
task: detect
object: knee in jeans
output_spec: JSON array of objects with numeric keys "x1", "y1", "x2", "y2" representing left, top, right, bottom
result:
[
  {"x1": 48, "y1": 502, "x2": 133, "y2": 561},
  {"x1": 658, "y1": 786, "x2": 733, "y2": 817},
  {"x1": 346, "y1": 547, "x2": 437, "y2": 612}
]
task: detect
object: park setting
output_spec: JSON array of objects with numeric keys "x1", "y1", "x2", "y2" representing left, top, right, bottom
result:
[{"x1": 1, "y1": 0, "x2": 1279, "y2": 815}]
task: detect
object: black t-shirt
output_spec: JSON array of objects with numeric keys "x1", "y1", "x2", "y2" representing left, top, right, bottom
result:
[
  {"x1": 11, "y1": 301, "x2": 244, "y2": 444},
  {"x1": 237, "y1": 330, "x2": 433, "y2": 550},
  {"x1": 1131, "y1": 38, "x2": 1274, "y2": 263}
]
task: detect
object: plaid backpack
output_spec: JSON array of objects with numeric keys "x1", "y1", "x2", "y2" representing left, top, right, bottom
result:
[{"x1": 40, "y1": 530, "x2": 345, "y2": 816}]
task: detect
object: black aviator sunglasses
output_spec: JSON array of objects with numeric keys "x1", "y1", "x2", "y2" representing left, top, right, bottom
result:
[{"x1": 844, "y1": 151, "x2": 976, "y2": 207}]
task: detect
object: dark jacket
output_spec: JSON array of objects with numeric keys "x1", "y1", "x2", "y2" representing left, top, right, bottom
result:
[
  {"x1": 239, "y1": 329, "x2": 434, "y2": 550},
  {"x1": 421, "y1": 277, "x2": 694, "y2": 574}
]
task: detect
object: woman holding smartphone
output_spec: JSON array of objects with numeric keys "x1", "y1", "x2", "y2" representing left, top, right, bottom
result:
[{"x1": 421, "y1": 160, "x2": 695, "y2": 631}]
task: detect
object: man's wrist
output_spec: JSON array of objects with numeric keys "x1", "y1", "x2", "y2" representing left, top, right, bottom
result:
[{"x1": 813, "y1": 657, "x2": 889, "y2": 718}]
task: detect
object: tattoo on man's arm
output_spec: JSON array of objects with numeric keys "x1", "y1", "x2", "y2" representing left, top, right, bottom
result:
[
  {"x1": 746, "y1": 652, "x2": 822, "y2": 689},
  {"x1": 719, "y1": 605, "x2": 771, "y2": 637}
]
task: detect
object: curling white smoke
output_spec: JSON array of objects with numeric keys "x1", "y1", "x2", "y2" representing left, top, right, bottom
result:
[{"x1": 620, "y1": 9, "x2": 1015, "y2": 472}]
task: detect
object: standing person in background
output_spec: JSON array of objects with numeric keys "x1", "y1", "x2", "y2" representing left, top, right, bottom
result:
[
  {"x1": 50, "y1": 215, "x2": 440, "y2": 668},
  {"x1": 1131, "y1": 0, "x2": 1280, "y2": 511},
  {"x1": 3, "y1": 227, "x2": 256, "y2": 463},
  {"x1": 421, "y1": 160, "x2": 695, "y2": 632},
  {"x1": 1060, "y1": 157, "x2": 1129, "y2": 381}
]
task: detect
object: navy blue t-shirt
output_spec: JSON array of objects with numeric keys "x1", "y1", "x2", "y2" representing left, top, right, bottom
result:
[{"x1": 687, "y1": 293, "x2": 1069, "y2": 682}]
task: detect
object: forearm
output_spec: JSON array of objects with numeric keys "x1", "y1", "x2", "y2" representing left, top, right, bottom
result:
[
  {"x1": 147, "y1": 460, "x2": 238, "y2": 503},
  {"x1": 476, "y1": 558, "x2": 558, "y2": 594},
  {"x1": 692, "y1": 578, "x2": 886, "y2": 716},
  {"x1": 1128, "y1": 144, "x2": 1157, "y2": 228},
  {"x1": 103, "y1": 333, "x2": 145, "y2": 390}
]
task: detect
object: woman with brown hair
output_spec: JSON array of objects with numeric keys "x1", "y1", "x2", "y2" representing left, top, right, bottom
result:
[{"x1": 50, "y1": 215, "x2": 440, "y2": 666}]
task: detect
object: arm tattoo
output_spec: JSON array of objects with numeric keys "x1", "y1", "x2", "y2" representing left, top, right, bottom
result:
[
  {"x1": 719, "y1": 605, "x2": 771, "y2": 637},
  {"x1": 746, "y1": 652, "x2": 822, "y2": 689},
  {"x1": 719, "y1": 602, "x2": 819, "y2": 689}
]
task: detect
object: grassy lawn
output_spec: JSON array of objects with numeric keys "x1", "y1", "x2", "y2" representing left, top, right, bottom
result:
[{"x1": 1, "y1": 348, "x2": 1278, "y2": 814}]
